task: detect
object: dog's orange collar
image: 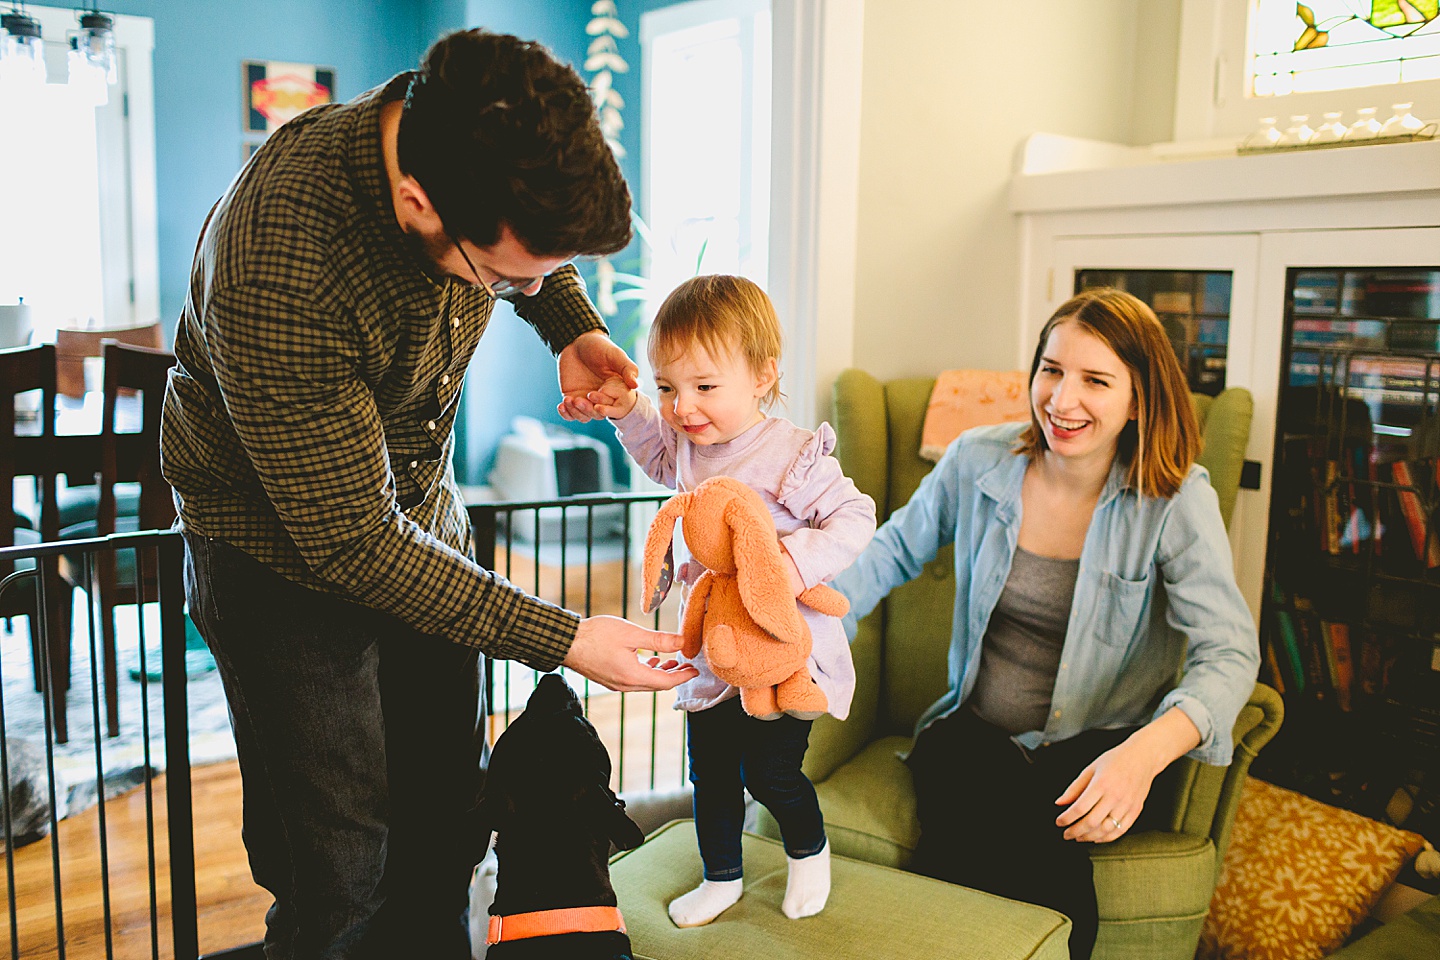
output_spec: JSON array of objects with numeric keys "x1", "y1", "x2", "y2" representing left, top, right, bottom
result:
[{"x1": 486, "y1": 906, "x2": 627, "y2": 944}]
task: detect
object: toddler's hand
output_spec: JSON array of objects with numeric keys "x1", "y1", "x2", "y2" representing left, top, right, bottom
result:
[
  {"x1": 587, "y1": 375, "x2": 638, "y2": 420},
  {"x1": 779, "y1": 543, "x2": 806, "y2": 598}
]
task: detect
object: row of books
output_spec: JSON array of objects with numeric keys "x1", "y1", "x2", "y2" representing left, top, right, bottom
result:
[
  {"x1": 1263, "y1": 587, "x2": 1440, "y2": 715},
  {"x1": 1160, "y1": 314, "x2": 1230, "y2": 346},
  {"x1": 1292, "y1": 271, "x2": 1440, "y2": 321},
  {"x1": 1300, "y1": 450, "x2": 1440, "y2": 570},
  {"x1": 1289, "y1": 351, "x2": 1440, "y2": 397},
  {"x1": 1289, "y1": 318, "x2": 1440, "y2": 353}
]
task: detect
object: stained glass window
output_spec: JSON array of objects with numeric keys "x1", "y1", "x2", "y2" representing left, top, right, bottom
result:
[{"x1": 1252, "y1": 1, "x2": 1440, "y2": 96}]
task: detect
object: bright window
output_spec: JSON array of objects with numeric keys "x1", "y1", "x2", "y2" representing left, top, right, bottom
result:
[
  {"x1": 1252, "y1": 0, "x2": 1440, "y2": 97},
  {"x1": 0, "y1": 6, "x2": 156, "y2": 338},
  {"x1": 641, "y1": 0, "x2": 771, "y2": 306}
]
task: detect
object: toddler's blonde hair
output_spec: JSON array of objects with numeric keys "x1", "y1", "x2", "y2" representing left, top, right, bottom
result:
[{"x1": 648, "y1": 275, "x2": 784, "y2": 409}]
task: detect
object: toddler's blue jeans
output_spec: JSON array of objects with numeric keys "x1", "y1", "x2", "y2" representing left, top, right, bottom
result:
[{"x1": 685, "y1": 695, "x2": 827, "y2": 880}]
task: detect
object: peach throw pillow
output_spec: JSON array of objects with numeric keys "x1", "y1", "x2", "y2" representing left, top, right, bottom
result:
[
  {"x1": 1198, "y1": 777, "x2": 1424, "y2": 960},
  {"x1": 918, "y1": 370, "x2": 1030, "y2": 462}
]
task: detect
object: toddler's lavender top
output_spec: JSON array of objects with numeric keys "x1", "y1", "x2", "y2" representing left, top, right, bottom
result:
[{"x1": 614, "y1": 394, "x2": 876, "y2": 718}]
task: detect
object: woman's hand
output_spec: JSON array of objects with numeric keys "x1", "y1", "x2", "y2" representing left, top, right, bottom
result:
[
  {"x1": 1053, "y1": 738, "x2": 1160, "y2": 843},
  {"x1": 1053, "y1": 707, "x2": 1201, "y2": 843}
]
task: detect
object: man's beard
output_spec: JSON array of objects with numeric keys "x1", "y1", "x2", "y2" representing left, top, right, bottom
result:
[{"x1": 399, "y1": 222, "x2": 451, "y2": 279}]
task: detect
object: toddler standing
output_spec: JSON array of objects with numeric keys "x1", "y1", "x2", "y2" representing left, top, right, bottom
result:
[{"x1": 590, "y1": 275, "x2": 876, "y2": 927}]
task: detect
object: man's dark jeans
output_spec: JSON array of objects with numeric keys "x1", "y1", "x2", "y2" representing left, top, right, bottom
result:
[
  {"x1": 685, "y1": 696, "x2": 826, "y2": 881},
  {"x1": 184, "y1": 534, "x2": 488, "y2": 960}
]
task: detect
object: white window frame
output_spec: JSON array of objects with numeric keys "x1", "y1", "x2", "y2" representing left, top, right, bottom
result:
[
  {"x1": 16, "y1": 5, "x2": 157, "y2": 330},
  {"x1": 641, "y1": 0, "x2": 773, "y2": 295},
  {"x1": 637, "y1": 0, "x2": 863, "y2": 430},
  {"x1": 1176, "y1": 0, "x2": 1440, "y2": 141},
  {"x1": 768, "y1": 0, "x2": 863, "y2": 427}
]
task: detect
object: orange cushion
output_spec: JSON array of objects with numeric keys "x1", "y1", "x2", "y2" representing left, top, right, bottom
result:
[
  {"x1": 918, "y1": 370, "x2": 1030, "y2": 462},
  {"x1": 1198, "y1": 777, "x2": 1425, "y2": 960}
]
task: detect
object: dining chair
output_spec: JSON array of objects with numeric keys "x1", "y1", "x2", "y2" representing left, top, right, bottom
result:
[
  {"x1": 1, "y1": 344, "x2": 72, "y2": 740},
  {"x1": 59, "y1": 340, "x2": 175, "y2": 738},
  {"x1": 53, "y1": 322, "x2": 163, "y2": 399},
  {"x1": 52, "y1": 322, "x2": 163, "y2": 542}
]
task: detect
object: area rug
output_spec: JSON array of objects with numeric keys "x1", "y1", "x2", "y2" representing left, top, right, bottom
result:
[{"x1": 1, "y1": 592, "x2": 235, "y2": 827}]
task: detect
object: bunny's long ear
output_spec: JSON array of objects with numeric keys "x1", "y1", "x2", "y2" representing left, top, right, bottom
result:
[
  {"x1": 642, "y1": 493, "x2": 688, "y2": 613},
  {"x1": 726, "y1": 497, "x2": 807, "y2": 646}
]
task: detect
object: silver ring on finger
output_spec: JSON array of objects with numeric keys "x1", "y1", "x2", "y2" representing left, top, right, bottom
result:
[{"x1": 1109, "y1": 816, "x2": 1122, "y2": 829}]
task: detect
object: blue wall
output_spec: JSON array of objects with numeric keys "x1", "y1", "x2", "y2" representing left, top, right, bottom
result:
[
  {"x1": 456, "y1": 0, "x2": 649, "y2": 487},
  {"x1": 103, "y1": 0, "x2": 463, "y2": 330},
  {"x1": 108, "y1": 0, "x2": 681, "y2": 487}
]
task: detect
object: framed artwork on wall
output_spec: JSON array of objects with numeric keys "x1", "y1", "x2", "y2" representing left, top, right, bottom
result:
[{"x1": 243, "y1": 61, "x2": 336, "y2": 135}]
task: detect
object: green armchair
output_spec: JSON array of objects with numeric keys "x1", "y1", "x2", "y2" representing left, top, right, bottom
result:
[{"x1": 758, "y1": 369, "x2": 1281, "y2": 960}]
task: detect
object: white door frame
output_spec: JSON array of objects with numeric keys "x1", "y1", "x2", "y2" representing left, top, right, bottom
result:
[{"x1": 768, "y1": 0, "x2": 864, "y2": 427}]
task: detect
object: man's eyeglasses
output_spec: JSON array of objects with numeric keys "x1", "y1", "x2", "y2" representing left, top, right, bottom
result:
[{"x1": 451, "y1": 235, "x2": 542, "y2": 300}]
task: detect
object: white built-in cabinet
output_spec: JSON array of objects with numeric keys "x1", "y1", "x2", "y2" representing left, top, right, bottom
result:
[{"x1": 1011, "y1": 139, "x2": 1440, "y2": 621}]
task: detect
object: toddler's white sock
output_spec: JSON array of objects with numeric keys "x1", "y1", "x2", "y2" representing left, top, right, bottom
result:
[
  {"x1": 782, "y1": 840, "x2": 830, "y2": 919},
  {"x1": 668, "y1": 878, "x2": 744, "y2": 928}
]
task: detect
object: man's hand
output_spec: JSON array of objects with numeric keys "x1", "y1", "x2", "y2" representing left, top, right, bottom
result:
[
  {"x1": 557, "y1": 331, "x2": 638, "y2": 422},
  {"x1": 563, "y1": 615, "x2": 699, "y2": 692}
]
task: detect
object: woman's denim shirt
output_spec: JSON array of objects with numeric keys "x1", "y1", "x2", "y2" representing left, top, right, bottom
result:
[{"x1": 834, "y1": 422, "x2": 1260, "y2": 766}]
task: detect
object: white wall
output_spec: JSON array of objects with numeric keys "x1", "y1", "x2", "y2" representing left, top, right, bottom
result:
[{"x1": 849, "y1": 0, "x2": 1181, "y2": 379}]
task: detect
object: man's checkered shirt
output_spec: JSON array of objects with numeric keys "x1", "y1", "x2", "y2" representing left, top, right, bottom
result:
[{"x1": 161, "y1": 75, "x2": 603, "y2": 671}]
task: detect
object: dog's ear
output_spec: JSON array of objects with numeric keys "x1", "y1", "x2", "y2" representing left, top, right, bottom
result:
[
  {"x1": 589, "y1": 784, "x2": 646, "y2": 851},
  {"x1": 642, "y1": 493, "x2": 688, "y2": 613},
  {"x1": 476, "y1": 788, "x2": 514, "y2": 834}
]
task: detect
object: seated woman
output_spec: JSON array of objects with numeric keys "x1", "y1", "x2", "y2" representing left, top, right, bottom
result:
[{"x1": 832, "y1": 288, "x2": 1259, "y2": 960}]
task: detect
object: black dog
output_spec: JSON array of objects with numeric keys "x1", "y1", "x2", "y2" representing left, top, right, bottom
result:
[{"x1": 479, "y1": 673, "x2": 645, "y2": 959}]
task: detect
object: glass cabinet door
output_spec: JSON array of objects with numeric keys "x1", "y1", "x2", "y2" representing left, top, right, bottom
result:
[
  {"x1": 1045, "y1": 233, "x2": 1265, "y2": 617},
  {"x1": 1261, "y1": 264, "x2": 1440, "y2": 856},
  {"x1": 1075, "y1": 269, "x2": 1234, "y2": 395}
]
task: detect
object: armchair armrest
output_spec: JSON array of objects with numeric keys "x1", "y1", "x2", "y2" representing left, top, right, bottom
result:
[
  {"x1": 805, "y1": 612, "x2": 883, "y2": 783},
  {"x1": 1159, "y1": 682, "x2": 1283, "y2": 875}
]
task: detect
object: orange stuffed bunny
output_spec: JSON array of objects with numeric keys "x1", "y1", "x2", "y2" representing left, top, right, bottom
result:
[{"x1": 642, "y1": 476, "x2": 849, "y2": 720}]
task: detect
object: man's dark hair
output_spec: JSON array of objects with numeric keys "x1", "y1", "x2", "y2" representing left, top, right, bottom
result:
[{"x1": 398, "y1": 29, "x2": 632, "y2": 258}]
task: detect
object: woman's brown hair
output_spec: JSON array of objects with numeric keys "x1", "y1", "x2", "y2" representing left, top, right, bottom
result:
[
  {"x1": 1016, "y1": 288, "x2": 1201, "y2": 499},
  {"x1": 648, "y1": 275, "x2": 784, "y2": 408}
]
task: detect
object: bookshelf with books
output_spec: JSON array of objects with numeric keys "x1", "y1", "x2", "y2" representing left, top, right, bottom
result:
[{"x1": 1256, "y1": 267, "x2": 1440, "y2": 861}]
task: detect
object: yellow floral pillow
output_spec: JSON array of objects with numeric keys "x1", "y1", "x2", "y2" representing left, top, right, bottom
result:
[{"x1": 1198, "y1": 777, "x2": 1425, "y2": 960}]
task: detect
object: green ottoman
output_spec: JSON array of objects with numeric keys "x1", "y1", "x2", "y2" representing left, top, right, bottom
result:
[
  {"x1": 610, "y1": 820, "x2": 1072, "y2": 959},
  {"x1": 1328, "y1": 894, "x2": 1440, "y2": 959}
]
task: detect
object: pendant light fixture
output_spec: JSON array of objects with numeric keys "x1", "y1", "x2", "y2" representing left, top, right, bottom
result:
[
  {"x1": 67, "y1": 4, "x2": 115, "y2": 106},
  {"x1": 0, "y1": 3, "x2": 46, "y2": 91}
]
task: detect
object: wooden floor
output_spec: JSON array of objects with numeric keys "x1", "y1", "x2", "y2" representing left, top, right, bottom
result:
[{"x1": 0, "y1": 761, "x2": 267, "y2": 960}]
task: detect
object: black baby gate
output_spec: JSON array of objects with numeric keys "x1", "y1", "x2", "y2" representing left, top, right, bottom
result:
[{"x1": 0, "y1": 491, "x2": 683, "y2": 959}]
